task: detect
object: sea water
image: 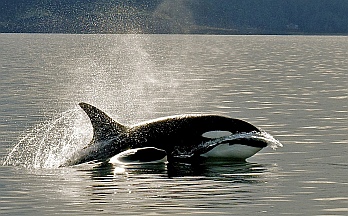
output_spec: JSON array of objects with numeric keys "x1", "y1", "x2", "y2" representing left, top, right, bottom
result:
[{"x1": 0, "y1": 34, "x2": 347, "y2": 215}]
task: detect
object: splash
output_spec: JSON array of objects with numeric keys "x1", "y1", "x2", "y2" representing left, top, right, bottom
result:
[{"x1": 2, "y1": 108, "x2": 92, "y2": 169}]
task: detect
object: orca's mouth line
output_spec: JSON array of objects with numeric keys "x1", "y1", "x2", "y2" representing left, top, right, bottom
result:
[
  {"x1": 174, "y1": 131, "x2": 283, "y2": 159},
  {"x1": 203, "y1": 131, "x2": 281, "y2": 147}
]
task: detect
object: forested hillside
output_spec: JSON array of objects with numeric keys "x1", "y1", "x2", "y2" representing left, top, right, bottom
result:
[{"x1": 1, "y1": 0, "x2": 347, "y2": 34}]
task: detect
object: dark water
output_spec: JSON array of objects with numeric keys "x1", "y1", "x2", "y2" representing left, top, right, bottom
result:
[{"x1": 0, "y1": 34, "x2": 347, "y2": 215}]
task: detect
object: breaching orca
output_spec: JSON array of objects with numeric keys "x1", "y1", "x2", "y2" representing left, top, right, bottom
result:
[{"x1": 62, "y1": 102, "x2": 282, "y2": 166}]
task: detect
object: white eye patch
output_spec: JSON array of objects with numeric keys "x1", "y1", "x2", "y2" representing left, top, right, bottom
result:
[{"x1": 201, "y1": 130, "x2": 232, "y2": 139}]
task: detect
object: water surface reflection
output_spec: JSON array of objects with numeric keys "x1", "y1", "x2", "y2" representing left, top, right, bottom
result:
[
  {"x1": 86, "y1": 160, "x2": 270, "y2": 180},
  {"x1": 71, "y1": 160, "x2": 279, "y2": 214}
]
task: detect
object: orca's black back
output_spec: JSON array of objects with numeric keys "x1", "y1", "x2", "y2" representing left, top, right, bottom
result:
[{"x1": 128, "y1": 115, "x2": 260, "y2": 149}]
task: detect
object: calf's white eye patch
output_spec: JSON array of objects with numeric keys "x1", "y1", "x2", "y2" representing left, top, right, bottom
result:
[{"x1": 202, "y1": 130, "x2": 232, "y2": 139}]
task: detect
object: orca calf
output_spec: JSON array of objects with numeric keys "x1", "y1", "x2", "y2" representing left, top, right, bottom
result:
[
  {"x1": 109, "y1": 147, "x2": 168, "y2": 164},
  {"x1": 62, "y1": 102, "x2": 282, "y2": 166}
]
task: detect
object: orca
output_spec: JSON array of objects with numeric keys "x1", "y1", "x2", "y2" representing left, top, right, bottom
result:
[
  {"x1": 62, "y1": 102, "x2": 282, "y2": 166},
  {"x1": 109, "y1": 147, "x2": 167, "y2": 164}
]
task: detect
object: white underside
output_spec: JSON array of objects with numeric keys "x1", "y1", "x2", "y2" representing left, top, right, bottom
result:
[
  {"x1": 200, "y1": 144, "x2": 262, "y2": 160},
  {"x1": 109, "y1": 156, "x2": 167, "y2": 165},
  {"x1": 109, "y1": 148, "x2": 167, "y2": 165},
  {"x1": 109, "y1": 144, "x2": 262, "y2": 164}
]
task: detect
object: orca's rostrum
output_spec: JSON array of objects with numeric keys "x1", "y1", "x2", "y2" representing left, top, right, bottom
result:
[{"x1": 63, "y1": 102, "x2": 282, "y2": 166}]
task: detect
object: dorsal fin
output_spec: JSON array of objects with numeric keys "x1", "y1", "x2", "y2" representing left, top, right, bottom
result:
[{"x1": 79, "y1": 102, "x2": 127, "y2": 143}]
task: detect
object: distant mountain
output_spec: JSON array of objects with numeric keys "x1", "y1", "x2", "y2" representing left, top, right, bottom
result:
[{"x1": 1, "y1": 0, "x2": 348, "y2": 34}]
